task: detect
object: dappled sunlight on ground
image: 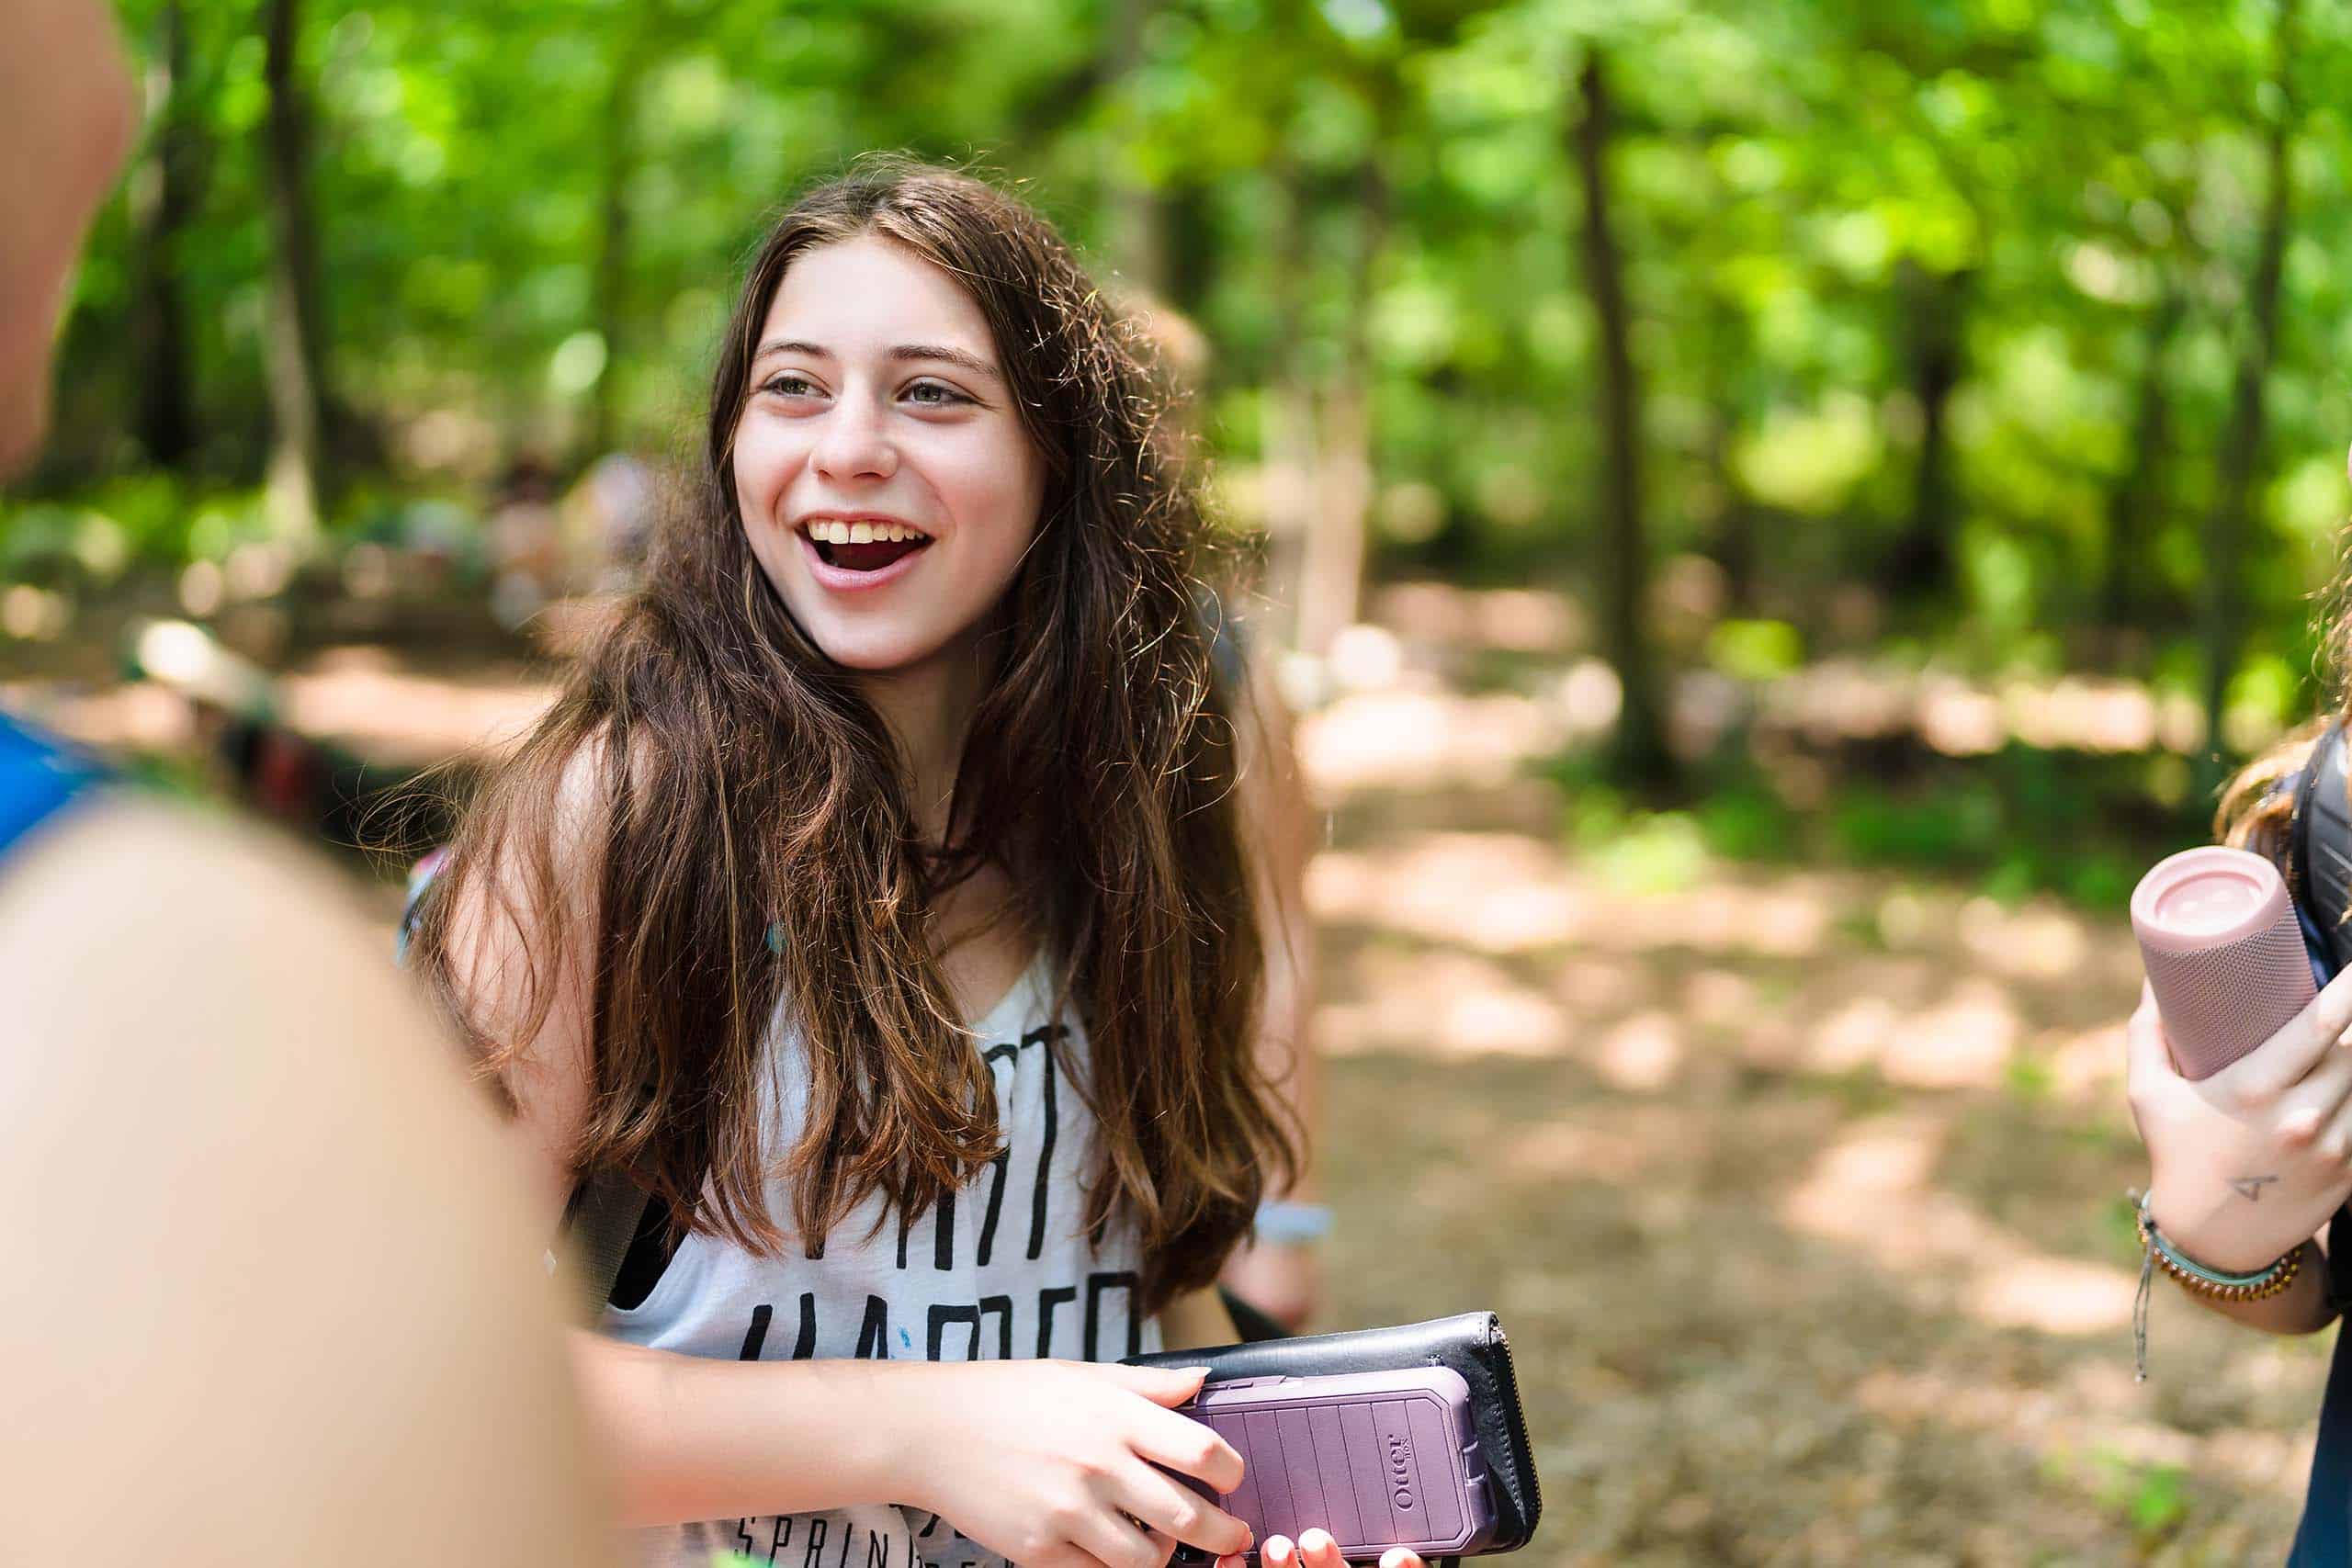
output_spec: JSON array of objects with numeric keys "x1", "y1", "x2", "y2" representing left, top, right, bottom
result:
[
  {"x1": 275, "y1": 648, "x2": 555, "y2": 763},
  {"x1": 1308, "y1": 831, "x2": 1838, "y2": 960},
  {"x1": 1287, "y1": 589, "x2": 2317, "y2": 1562},
  {"x1": 10, "y1": 647, "x2": 558, "y2": 765},
  {"x1": 1779, "y1": 1113, "x2": 2130, "y2": 1335},
  {"x1": 1298, "y1": 689, "x2": 1571, "y2": 793},
  {"x1": 1769, "y1": 660, "x2": 2208, "y2": 756}
]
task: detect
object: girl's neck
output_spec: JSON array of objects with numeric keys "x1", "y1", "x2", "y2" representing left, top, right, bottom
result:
[{"x1": 858, "y1": 641, "x2": 989, "y2": 843}]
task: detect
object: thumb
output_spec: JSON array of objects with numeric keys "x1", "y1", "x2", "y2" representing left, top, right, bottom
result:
[
  {"x1": 1102, "y1": 1362, "x2": 1210, "y2": 1406},
  {"x1": 2125, "y1": 980, "x2": 2180, "y2": 1093}
]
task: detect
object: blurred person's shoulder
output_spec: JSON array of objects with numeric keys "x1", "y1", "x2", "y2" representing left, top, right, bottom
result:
[
  {"x1": 0, "y1": 733, "x2": 615, "y2": 1568},
  {"x1": 0, "y1": 715, "x2": 479, "y2": 1111}
]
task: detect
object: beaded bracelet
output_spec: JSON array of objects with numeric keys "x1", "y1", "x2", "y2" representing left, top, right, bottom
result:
[{"x1": 2132, "y1": 1190, "x2": 2302, "y2": 1382}]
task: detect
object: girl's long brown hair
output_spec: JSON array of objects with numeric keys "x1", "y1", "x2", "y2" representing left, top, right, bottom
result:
[{"x1": 411, "y1": 157, "x2": 1295, "y2": 1310}]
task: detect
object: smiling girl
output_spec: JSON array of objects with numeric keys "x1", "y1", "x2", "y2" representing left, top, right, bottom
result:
[{"x1": 407, "y1": 160, "x2": 1394, "y2": 1568}]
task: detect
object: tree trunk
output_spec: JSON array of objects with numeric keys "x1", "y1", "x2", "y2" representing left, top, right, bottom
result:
[
  {"x1": 128, "y1": 0, "x2": 197, "y2": 468},
  {"x1": 1571, "y1": 48, "x2": 1675, "y2": 792},
  {"x1": 1261, "y1": 159, "x2": 1318, "y2": 652},
  {"x1": 2198, "y1": 0, "x2": 2300, "y2": 795},
  {"x1": 588, "y1": 42, "x2": 647, "y2": 457},
  {"x1": 1102, "y1": 0, "x2": 1164, "y2": 297},
  {"x1": 260, "y1": 0, "x2": 331, "y2": 539},
  {"x1": 1162, "y1": 178, "x2": 1216, "y2": 319},
  {"x1": 1702, "y1": 297, "x2": 1753, "y2": 614},
  {"x1": 1883, "y1": 259, "x2": 1971, "y2": 602},
  {"x1": 2098, "y1": 285, "x2": 2185, "y2": 663},
  {"x1": 1296, "y1": 162, "x2": 1387, "y2": 660}
]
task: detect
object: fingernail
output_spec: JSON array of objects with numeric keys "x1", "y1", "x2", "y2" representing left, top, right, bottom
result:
[
  {"x1": 1265, "y1": 1538, "x2": 1294, "y2": 1565},
  {"x1": 1300, "y1": 1531, "x2": 1334, "y2": 1554},
  {"x1": 1380, "y1": 1551, "x2": 1412, "y2": 1568}
]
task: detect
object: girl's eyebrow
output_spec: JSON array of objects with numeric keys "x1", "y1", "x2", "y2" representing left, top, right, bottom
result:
[{"x1": 753, "y1": 338, "x2": 1002, "y2": 383}]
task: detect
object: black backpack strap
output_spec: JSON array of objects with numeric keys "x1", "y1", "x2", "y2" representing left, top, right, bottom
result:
[
  {"x1": 563, "y1": 1168, "x2": 657, "y2": 1316},
  {"x1": 2292, "y1": 720, "x2": 2352, "y2": 979},
  {"x1": 1217, "y1": 1286, "x2": 1288, "y2": 1345}
]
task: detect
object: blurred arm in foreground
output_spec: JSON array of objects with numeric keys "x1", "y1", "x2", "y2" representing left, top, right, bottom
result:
[{"x1": 0, "y1": 2, "x2": 613, "y2": 1562}]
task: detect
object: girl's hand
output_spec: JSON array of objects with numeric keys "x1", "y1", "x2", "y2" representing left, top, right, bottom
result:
[
  {"x1": 2128, "y1": 972, "x2": 2352, "y2": 1270},
  {"x1": 1237, "y1": 1529, "x2": 1426, "y2": 1568},
  {"x1": 908, "y1": 1359, "x2": 1251, "y2": 1568}
]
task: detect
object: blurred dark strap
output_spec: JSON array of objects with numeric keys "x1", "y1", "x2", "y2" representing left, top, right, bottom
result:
[{"x1": 1218, "y1": 1286, "x2": 1288, "y2": 1344}]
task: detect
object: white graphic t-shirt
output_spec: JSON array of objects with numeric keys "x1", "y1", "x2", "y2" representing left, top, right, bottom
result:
[{"x1": 604, "y1": 952, "x2": 1163, "y2": 1568}]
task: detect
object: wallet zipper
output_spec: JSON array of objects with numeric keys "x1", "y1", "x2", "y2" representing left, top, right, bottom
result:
[{"x1": 1487, "y1": 1316, "x2": 1543, "y2": 1532}]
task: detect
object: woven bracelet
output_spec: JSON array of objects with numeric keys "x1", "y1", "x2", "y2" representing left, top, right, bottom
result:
[{"x1": 2132, "y1": 1189, "x2": 2301, "y2": 1382}]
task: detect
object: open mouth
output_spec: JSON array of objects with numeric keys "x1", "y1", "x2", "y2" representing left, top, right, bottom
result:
[{"x1": 800, "y1": 518, "x2": 932, "y2": 574}]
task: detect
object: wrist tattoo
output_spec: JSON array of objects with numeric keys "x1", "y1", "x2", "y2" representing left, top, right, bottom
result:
[{"x1": 2231, "y1": 1176, "x2": 2280, "y2": 1201}]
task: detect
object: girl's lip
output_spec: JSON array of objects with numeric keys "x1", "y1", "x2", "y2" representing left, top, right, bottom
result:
[{"x1": 797, "y1": 527, "x2": 931, "y2": 593}]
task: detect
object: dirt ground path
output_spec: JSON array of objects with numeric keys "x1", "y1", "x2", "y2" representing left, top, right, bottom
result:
[{"x1": 1296, "y1": 689, "x2": 2322, "y2": 1565}]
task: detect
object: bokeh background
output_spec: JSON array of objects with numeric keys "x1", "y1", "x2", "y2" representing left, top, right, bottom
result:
[{"x1": 15, "y1": 0, "x2": 2352, "y2": 1560}]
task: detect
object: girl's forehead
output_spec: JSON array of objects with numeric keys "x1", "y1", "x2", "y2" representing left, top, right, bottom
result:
[{"x1": 763, "y1": 235, "x2": 996, "y2": 361}]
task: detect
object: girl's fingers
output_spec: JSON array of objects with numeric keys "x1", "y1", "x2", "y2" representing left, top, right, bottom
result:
[
  {"x1": 2278, "y1": 1032, "x2": 2352, "y2": 1140},
  {"x1": 1130, "y1": 1403, "x2": 1247, "y2": 1495},
  {"x1": 2310, "y1": 1087, "x2": 2352, "y2": 1173},
  {"x1": 1115, "y1": 1461, "x2": 1250, "y2": 1558},
  {"x1": 1107, "y1": 1362, "x2": 1213, "y2": 1409},
  {"x1": 1378, "y1": 1551, "x2": 1426, "y2": 1568},
  {"x1": 1070, "y1": 1506, "x2": 1162, "y2": 1568},
  {"x1": 2221, "y1": 968, "x2": 2352, "y2": 1105}
]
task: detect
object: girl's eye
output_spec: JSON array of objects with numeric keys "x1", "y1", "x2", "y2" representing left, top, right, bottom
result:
[
  {"x1": 905, "y1": 381, "x2": 970, "y2": 408},
  {"x1": 762, "y1": 373, "x2": 819, "y2": 398}
]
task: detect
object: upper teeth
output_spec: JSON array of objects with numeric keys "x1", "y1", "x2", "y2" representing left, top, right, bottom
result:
[{"x1": 808, "y1": 520, "x2": 922, "y2": 544}]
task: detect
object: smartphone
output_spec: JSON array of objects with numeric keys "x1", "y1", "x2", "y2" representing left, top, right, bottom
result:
[{"x1": 1168, "y1": 1368, "x2": 1498, "y2": 1563}]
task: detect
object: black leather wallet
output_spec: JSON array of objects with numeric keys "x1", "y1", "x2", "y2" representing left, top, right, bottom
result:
[{"x1": 1125, "y1": 1311, "x2": 1542, "y2": 1559}]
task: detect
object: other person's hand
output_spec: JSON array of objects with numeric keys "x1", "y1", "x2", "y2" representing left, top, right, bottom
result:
[
  {"x1": 1226, "y1": 1527, "x2": 1428, "y2": 1568},
  {"x1": 2128, "y1": 971, "x2": 2352, "y2": 1270}
]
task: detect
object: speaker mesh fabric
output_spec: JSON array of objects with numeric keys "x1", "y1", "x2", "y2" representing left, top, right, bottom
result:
[{"x1": 2144, "y1": 908, "x2": 2316, "y2": 1079}]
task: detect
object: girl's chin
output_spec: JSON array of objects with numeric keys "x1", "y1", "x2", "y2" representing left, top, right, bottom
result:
[{"x1": 790, "y1": 615, "x2": 964, "y2": 675}]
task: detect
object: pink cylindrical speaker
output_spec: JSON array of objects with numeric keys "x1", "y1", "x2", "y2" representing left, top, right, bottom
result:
[{"x1": 2132, "y1": 845, "x2": 2315, "y2": 1079}]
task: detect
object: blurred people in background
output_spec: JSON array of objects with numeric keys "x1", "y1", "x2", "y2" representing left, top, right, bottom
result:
[
  {"x1": 572, "y1": 448, "x2": 663, "y2": 596},
  {"x1": 1121, "y1": 281, "x2": 1329, "y2": 1333},
  {"x1": 488, "y1": 453, "x2": 567, "y2": 629},
  {"x1": 0, "y1": 3, "x2": 614, "y2": 1563}
]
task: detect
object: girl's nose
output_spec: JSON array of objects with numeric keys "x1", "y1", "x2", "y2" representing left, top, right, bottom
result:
[{"x1": 810, "y1": 397, "x2": 899, "y2": 483}]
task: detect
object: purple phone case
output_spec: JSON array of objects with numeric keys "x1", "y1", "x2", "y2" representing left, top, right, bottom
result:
[{"x1": 1169, "y1": 1368, "x2": 1496, "y2": 1563}]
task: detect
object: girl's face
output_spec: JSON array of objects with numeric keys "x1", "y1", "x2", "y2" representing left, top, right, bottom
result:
[{"x1": 732, "y1": 235, "x2": 1048, "y2": 676}]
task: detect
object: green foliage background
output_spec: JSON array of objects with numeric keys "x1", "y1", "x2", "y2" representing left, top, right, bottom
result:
[{"x1": 17, "y1": 0, "x2": 2352, "y2": 809}]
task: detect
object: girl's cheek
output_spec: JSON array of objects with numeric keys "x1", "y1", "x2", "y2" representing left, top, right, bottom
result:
[{"x1": 740, "y1": 444, "x2": 802, "y2": 518}]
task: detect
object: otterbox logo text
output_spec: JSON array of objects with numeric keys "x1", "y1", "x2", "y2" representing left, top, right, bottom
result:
[{"x1": 1387, "y1": 1431, "x2": 1415, "y2": 1511}]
